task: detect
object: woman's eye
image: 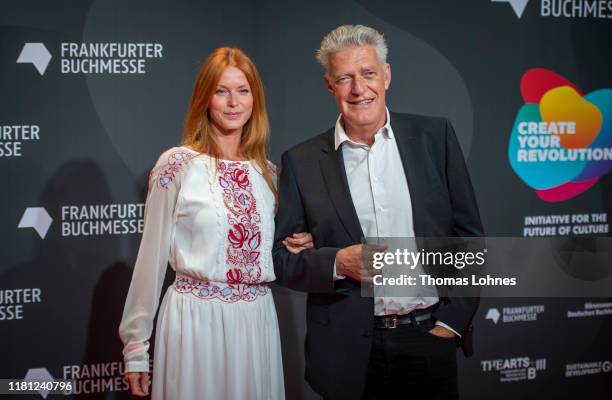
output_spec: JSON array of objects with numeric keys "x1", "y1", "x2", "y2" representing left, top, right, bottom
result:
[
  {"x1": 216, "y1": 88, "x2": 228, "y2": 95},
  {"x1": 239, "y1": 89, "x2": 250, "y2": 94}
]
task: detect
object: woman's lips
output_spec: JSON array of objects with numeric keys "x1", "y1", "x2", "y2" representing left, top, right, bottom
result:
[{"x1": 224, "y1": 112, "x2": 243, "y2": 119}]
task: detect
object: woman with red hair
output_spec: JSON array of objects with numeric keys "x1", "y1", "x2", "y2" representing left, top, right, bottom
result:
[{"x1": 119, "y1": 47, "x2": 311, "y2": 399}]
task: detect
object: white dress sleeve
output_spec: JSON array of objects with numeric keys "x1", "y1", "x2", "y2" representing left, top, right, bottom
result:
[{"x1": 118, "y1": 149, "x2": 187, "y2": 372}]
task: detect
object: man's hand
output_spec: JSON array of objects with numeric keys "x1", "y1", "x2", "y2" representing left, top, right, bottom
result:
[
  {"x1": 126, "y1": 372, "x2": 150, "y2": 396},
  {"x1": 283, "y1": 232, "x2": 314, "y2": 254},
  {"x1": 428, "y1": 325, "x2": 456, "y2": 339},
  {"x1": 336, "y1": 244, "x2": 386, "y2": 282}
]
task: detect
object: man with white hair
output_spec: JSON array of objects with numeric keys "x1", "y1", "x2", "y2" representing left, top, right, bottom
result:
[{"x1": 273, "y1": 25, "x2": 483, "y2": 399}]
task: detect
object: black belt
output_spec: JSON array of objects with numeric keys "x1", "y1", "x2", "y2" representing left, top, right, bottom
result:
[{"x1": 374, "y1": 311, "x2": 433, "y2": 329}]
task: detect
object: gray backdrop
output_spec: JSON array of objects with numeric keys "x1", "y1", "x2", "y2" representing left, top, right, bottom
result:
[{"x1": 1, "y1": 0, "x2": 611, "y2": 399}]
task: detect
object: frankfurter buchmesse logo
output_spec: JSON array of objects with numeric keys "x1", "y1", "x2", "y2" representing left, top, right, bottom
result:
[
  {"x1": 16, "y1": 42, "x2": 164, "y2": 75},
  {"x1": 508, "y1": 68, "x2": 612, "y2": 202},
  {"x1": 491, "y1": 0, "x2": 530, "y2": 18},
  {"x1": 18, "y1": 207, "x2": 53, "y2": 239},
  {"x1": 486, "y1": 308, "x2": 501, "y2": 324},
  {"x1": 16, "y1": 43, "x2": 52, "y2": 75},
  {"x1": 24, "y1": 368, "x2": 54, "y2": 399}
]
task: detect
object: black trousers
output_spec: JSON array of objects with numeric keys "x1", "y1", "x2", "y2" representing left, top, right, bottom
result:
[{"x1": 362, "y1": 317, "x2": 458, "y2": 400}]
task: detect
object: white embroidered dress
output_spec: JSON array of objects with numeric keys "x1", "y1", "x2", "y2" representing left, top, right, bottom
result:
[{"x1": 119, "y1": 147, "x2": 284, "y2": 400}]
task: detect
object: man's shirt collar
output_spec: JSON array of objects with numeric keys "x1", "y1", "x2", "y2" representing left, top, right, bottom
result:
[{"x1": 334, "y1": 108, "x2": 393, "y2": 150}]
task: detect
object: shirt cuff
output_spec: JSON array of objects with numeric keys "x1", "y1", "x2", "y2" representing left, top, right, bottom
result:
[
  {"x1": 125, "y1": 361, "x2": 149, "y2": 373},
  {"x1": 435, "y1": 321, "x2": 461, "y2": 338},
  {"x1": 333, "y1": 258, "x2": 346, "y2": 281}
]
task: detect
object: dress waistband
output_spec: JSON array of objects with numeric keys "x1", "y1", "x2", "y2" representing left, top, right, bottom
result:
[{"x1": 174, "y1": 273, "x2": 269, "y2": 303}]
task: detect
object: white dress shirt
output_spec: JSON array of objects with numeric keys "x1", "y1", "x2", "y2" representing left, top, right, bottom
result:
[{"x1": 333, "y1": 110, "x2": 460, "y2": 336}]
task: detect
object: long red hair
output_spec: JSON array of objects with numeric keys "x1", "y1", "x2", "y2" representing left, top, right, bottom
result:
[{"x1": 181, "y1": 47, "x2": 277, "y2": 202}]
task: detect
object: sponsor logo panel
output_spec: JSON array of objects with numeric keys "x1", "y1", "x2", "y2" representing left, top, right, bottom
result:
[
  {"x1": 481, "y1": 357, "x2": 547, "y2": 382},
  {"x1": 17, "y1": 42, "x2": 164, "y2": 75}
]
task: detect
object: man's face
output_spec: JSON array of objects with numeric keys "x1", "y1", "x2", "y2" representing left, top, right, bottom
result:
[{"x1": 325, "y1": 45, "x2": 390, "y2": 133}]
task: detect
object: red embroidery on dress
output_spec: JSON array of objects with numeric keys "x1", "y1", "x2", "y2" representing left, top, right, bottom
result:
[
  {"x1": 174, "y1": 161, "x2": 267, "y2": 303},
  {"x1": 150, "y1": 150, "x2": 195, "y2": 189},
  {"x1": 175, "y1": 274, "x2": 267, "y2": 303},
  {"x1": 220, "y1": 162, "x2": 263, "y2": 282},
  {"x1": 267, "y1": 160, "x2": 279, "y2": 176},
  {"x1": 172, "y1": 160, "x2": 268, "y2": 303}
]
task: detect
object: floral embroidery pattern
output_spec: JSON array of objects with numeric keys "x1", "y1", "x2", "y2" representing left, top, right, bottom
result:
[
  {"x1": 173, "y1": 160, "x2": 268, "y2": 303},
  {"x1": 220, "y1": 161, "x2": 263, "y2": 283},
  {"x1": 151, "y1": 150, "x2": 195, "y2": 189},
  {"x1": 175, "y1": 274, "x2": 267, "y2": 303},
  {"x1": 213, "y1": 161, "x2": 267, "y2": 301},
  {"x1": 267, "y1": 160, "x2": 279, "y2": 176}
]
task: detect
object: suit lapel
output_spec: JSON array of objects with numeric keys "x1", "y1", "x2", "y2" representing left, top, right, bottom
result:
[
  {"x1": 319, "y1": 131, "x2": 364, "y2": 243},
  {"x1": 391, "y1": 113, "x2": 428, "y2": 237}
]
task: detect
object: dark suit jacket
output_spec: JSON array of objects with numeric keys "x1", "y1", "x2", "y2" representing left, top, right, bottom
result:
[{"x1": 273, "y1": 112, "x2": 484, "y2": 400}]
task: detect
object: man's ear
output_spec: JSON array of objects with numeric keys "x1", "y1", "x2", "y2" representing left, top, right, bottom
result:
[
  {"x1": 324, "y1": 76, "x2": 334, "y2": 96},
  {"x1": 384, "y1": 63, "x2": 391, "y2": 90}
]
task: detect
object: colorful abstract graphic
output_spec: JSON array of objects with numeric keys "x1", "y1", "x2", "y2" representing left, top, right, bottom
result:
[{"x1": 508, "y1": 68, "x2": 612, "y2": 202}]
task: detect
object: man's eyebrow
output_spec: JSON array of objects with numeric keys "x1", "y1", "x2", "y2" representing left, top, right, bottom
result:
[{"x1": 332, "y1": 72, "x2": 351, "y2": 79}]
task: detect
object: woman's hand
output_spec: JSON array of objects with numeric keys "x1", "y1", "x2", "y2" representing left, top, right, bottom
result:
[
  {"x1": 126, "y1": 372, "x2": 150, "y2": 396},
  {"x1": 283, "y1": 232, "x2": 314, "y2": 254}
]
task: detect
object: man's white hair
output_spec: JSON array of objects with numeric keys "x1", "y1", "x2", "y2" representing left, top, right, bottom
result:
[{"x1": 316, "y1": 25, "x2": 388, "y2": 74}]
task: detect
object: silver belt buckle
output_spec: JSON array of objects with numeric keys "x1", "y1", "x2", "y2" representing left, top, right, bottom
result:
[{"x1": 388, "y1": 315, "x2": 397, "y2": 329}]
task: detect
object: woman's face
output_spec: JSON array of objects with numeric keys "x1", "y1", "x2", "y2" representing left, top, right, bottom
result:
[{"x1": 209, "y1": 66, "x2": 254, "y2": 136}]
